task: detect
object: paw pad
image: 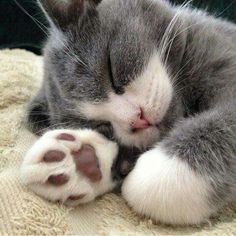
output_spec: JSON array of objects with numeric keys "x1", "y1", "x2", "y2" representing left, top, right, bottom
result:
[
  {"x1": 47, "y1": 174, "x2": 69, "y2": 186},
  {"x1": 43, "y1": 150, "x2": 66, "y2": 163},
  {"x1": 68, "y1": 194, "x2": 86, "y2": 201},
  {"x1": 21, "y1": 129, "x2": 116, "y2": 205},
  {"x1": 72, "y1": 144, "x2": 102, "y2": 182},
  {"x1": 57, "y1": 133, "x2": 76, "y2": 141}
]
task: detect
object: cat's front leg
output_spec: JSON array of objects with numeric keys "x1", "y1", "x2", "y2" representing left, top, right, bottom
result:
[
  {"x1": 122, "y1": 147, "x2": 214, "y2": 225},
  {"x1": 20, "y1": 129, "x2": 118, "y2": 205},
  {"x1": 122, "y1": 107, "x2": 236, "y2": 225}
]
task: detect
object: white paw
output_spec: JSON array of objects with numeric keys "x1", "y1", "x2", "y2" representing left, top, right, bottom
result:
[
  {"x1": 20, "y1": 129, "x2": 118, "y2": 205},
  {"x1": 122, "y1": 146, "x2": 214, "y2": 225}
]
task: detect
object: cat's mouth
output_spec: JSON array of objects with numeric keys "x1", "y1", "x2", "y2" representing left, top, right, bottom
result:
[
  {"x1": 129, "y1": 108, "x2": 161, "y2": 134},
  {"x1": 113, "y1": 120, "x2": 162, "y2": 149},
  {"x1": 130, "y1": 122, "x2": 161, "y2": 134}
]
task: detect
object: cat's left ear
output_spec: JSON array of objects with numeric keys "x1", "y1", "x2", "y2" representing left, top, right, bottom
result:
[{"x1": 38, "y1": 0, "x2": 102, "y2": 30}]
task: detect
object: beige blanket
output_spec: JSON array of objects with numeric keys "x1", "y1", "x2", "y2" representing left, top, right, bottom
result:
[{"x1": 0, "y1": 49, "x2": 235, "y2": 235}]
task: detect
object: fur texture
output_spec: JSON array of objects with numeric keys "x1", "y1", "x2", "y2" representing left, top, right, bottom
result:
[{"x1": 23, "y1": 0, "x2": 236, "y2": 225}]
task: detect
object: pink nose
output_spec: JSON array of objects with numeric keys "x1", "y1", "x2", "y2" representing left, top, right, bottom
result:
[{"x1": 131, "y1": 109, "x2": 150, "y2": 130}]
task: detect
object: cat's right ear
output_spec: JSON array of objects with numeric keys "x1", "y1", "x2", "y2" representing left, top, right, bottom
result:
[{"x1": 38, "y1": 0, "x2": 101, "y2": 30}]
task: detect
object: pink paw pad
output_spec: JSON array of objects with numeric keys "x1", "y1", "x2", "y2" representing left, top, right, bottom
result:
[
  {"x1": 57, "y1": 133, "x2": 76, "y2": 141},
  {"x1": 43, "y1": 150, "x2": 69, "y2": 186},
  {"x1": 68, "y1": 194, "x2": 86, "y2": 201},
  {"x1": 72, "y1": 144, "x2": 102, "y2": 182},
  {"x1": 41, "y1": 133, "x2": 102, "y2": 189},
  {"x1": 48, "y1": 174, "x2": 69, "y2": 186},
  {"x1": 43, "y1": 150, "x2": 66, "y2": 162}
]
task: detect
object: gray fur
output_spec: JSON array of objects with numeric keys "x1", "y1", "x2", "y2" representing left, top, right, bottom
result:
[{"x1": 27, "y1": 0, "x2": 236, "y2": 219}]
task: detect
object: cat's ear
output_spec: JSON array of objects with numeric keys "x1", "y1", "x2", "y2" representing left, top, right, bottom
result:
[{"x1": 38, "y1": 0, "x2": 101, "y2": 30}]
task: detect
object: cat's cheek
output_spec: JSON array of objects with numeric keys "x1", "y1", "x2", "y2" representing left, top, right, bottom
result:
[{"x1": 121, "y1": 147, "x2": 214, "y2": 225}]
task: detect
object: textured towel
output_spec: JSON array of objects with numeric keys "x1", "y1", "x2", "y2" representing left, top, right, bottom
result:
[{"x1": 0, "y1": 49, "x2": 235, "y2": 235}]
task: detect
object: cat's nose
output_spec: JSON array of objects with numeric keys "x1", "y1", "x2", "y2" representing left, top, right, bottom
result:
[{"x1": 131, "y1": 109, "x2": 150, "y2": 130}]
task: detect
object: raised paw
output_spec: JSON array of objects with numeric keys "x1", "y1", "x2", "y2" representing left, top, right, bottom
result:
[{"x1": 20, "y1": 129, "x2": 118, "y2": 205}]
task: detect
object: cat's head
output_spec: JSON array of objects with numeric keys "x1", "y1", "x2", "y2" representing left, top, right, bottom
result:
[{"x1": 30, "y1": 0, "x2": 186, "y2": 149}]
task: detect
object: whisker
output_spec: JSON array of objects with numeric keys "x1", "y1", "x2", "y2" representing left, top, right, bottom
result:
[
  {"x1": 212, "y1": 1, "x2": 235, "y2": 19},
  {"x1": 13, "y1": 0, "x2": 88, "y2": 68},
  {"x1": 159, "y1": 0, "x2": 193, "y2": 63},
  {"x1": 13, "y1": 0, "x2": 49, "y2": 37}
]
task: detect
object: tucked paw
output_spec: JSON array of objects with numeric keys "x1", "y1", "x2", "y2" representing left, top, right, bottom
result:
[
  {"x1": 21, "y1": 129, "x2": 118, "y2": 205},
  {"x1": 122, "y1": 146, "x2": 215, "y2": 225}
]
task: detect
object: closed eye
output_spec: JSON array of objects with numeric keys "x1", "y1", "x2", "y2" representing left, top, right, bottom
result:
[{"x1": 108, "y1": 56, "x2": 124, "y2": 95}]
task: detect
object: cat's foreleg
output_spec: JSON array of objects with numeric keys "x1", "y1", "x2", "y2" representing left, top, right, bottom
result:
[{"x1": 122, "y1": 106, "x2": 236, "y2": 225}]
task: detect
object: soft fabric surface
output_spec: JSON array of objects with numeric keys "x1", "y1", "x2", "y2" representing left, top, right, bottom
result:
[{"x1": 0, "y1": 49, "x2": 235, "y2": 235}]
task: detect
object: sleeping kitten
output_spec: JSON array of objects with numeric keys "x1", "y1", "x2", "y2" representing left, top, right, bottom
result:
[{"x1": 20, "y1": 0, "x2": 236, "y2": 225}]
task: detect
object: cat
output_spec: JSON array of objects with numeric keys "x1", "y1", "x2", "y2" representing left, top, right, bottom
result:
[{"x1": 20, "y1": 0, "x2": 236, "y2": 225}]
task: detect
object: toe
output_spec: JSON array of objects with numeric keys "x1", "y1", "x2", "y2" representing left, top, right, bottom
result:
[
  {"x1": 43, "y1": 150, "x2": 66, "y2": 162},
  {"x1": 57, "y1": 133, "x2": 76, "y2": 141},
  {"x1": 47, "y1": 174, "x2": 69, "y2": 186},
  {"x1": 68, "y1": 194, "x2": 86, "y2": 201}
]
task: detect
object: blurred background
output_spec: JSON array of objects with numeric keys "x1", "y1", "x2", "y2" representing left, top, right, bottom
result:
[{"x1": 0, "y1": 0, "x2": 236, "y2": 55}]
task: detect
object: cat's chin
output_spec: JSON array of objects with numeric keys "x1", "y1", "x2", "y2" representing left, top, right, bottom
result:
[{"x1": 115, "y1": 126, "x2": 160, "y2": 149}]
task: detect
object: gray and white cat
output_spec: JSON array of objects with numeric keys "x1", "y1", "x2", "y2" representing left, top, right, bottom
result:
[{"x1": 20, "y1": 0, "x2": 236, "y2": 225}]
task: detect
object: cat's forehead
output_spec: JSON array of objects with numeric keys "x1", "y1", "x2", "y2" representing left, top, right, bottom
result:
[
  {"x1": 44, "y1": 0, "x2": 174, "y2": 102},
  {"x1": 63, "y1": 0, "x2": 156, "y2": 44},
  {"x1": 62, "y1": 1, "x2": 156, "y2": 82}
]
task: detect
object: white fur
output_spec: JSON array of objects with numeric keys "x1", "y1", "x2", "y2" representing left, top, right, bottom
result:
[
  {"x1": 122, "y1": 146, "x2": 214, "y2": 225},
  {"x1": 21, "y1": 129, "x2": 118, "y2": 205},
  {"x1": 80, "y1": 53, "x2": 173, "y2": 149}
]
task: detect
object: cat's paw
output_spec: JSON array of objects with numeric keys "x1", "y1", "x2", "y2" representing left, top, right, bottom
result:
[
  {"x1": 122, "y1": 146, "x2": 214, "y2": 225},
  {"x1": 20, "y1": 129, "x2": 118, "y2": 205}
]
